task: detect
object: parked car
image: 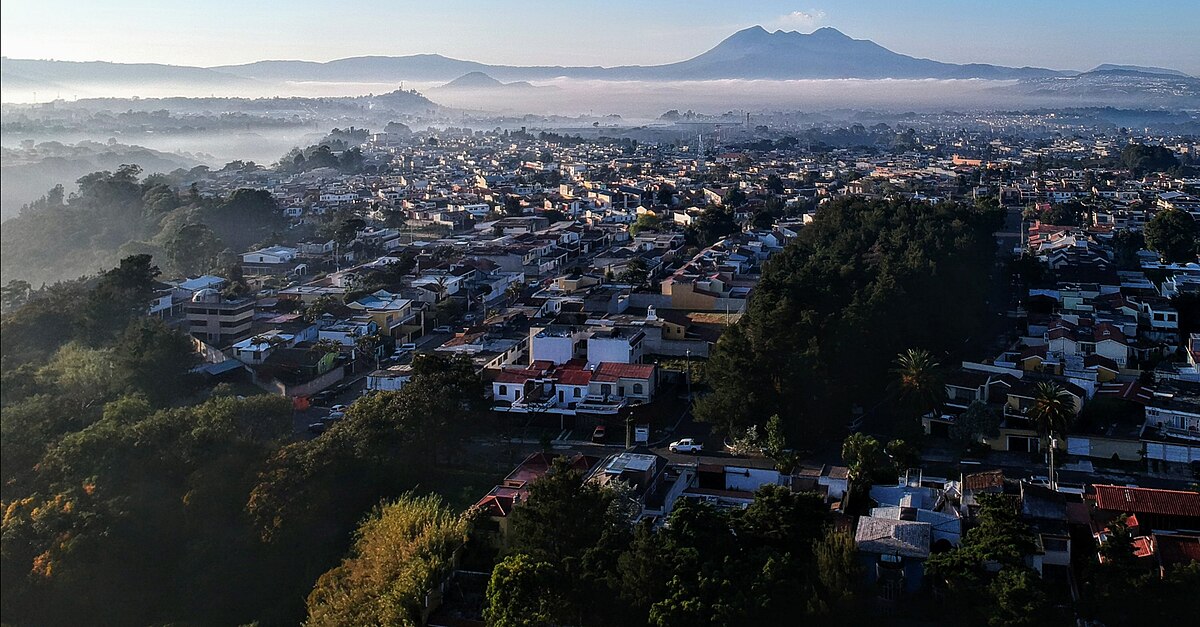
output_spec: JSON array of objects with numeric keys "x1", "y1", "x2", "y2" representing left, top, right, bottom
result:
[
  {"x1": 400, "y1": 342, "x2": 417, "y2": 351},
  {"x1": 330, "y1": 404, "x2": 348, "y2": 413},
  {"x1": 324, "y1": 411, "x2": 345, "y2": 422},
  {"x1": 433, "y1": 325, "x2": 453, "y2": 333},
  {"x1": 669, "y1": 438, "x2": 702, "y2": 453},
  {"x1": 592, "y1": 425, "x2": 607, "y2": 442},
  {"x1": 307, "y1": 422, "x2": 328, "y2": 435}
]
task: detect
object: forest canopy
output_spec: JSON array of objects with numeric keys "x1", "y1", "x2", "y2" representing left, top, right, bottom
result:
[{"x1": 695, "y1": 195, "x2": 1003, "y2": 441}]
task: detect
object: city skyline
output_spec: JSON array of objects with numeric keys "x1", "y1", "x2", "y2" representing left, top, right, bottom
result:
[{"x1": 2, "y1": 0, "x2": 1198, "y2": 75}]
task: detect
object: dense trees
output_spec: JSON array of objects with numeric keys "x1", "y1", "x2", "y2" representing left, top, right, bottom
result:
[
  {"x1": 695, "y1": 196, "x2": 1002, "y2": 441},
  {"x1": 1, "y1": 393, "x2": 294, "y2": 626},
  {"x1": 1144, "y1": 208, "x2": 1198, "y2": 263},
  {"x1": 926, "y1": 495, "x2": 1055, "y2": 626},
  {"x1": 306, "y1": 494, "x2": 469, "y2": 626},
  {"x1": 629, "y1": 212, "x2": 663, "y2": 235},
  {"x1": 686, "y1": 205, "x2": 739, "y2": 246},
  {"x1": 2, "y1": 168, "x2": 287, "y2": 285},
  {"x1": 485, "y1": 479, "x2": 856, "y2": 627},
  {"x1": 1120, "y1": 143, "x2": 1180, "y2": 176},
  {"x1": 485, "y1": 554, "x2": 571, "y2": 626},
  {"x1": 1, "y1": 256, "x2": 493, "y2": 625}
]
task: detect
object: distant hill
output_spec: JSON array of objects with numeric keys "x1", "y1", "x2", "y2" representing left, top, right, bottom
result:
[
  {"x1": 1090, "y1": 64, "x2": 1191, "y2": 78},
  {"x1": 996, "y1": 69, "x2": 1200, "y2": 109},
  {"x1": 433, "y1": 72, "x2": 541, "y2": 91},
  {"x1": 1, "y1": 57, "x2": 254, "y2": 97},
  {"x1": 212, "y1": 55, "x2": 493, "y2": 82},
  {"x1": 439, "y1": 72, "x2": 506, "y2": 88},
  {"x1": 1, "y1": 140, "x2": 200, "y2": 223}
]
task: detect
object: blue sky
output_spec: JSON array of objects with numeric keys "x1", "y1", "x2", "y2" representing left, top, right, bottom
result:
[{"x1": 2, "y1": 0, "x2": 1197, "y2": 74}]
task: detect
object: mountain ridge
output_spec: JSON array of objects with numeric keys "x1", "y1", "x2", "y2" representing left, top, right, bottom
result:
[{"x1": 2, "y1": 26, "x2": 1192, "y2": 97}]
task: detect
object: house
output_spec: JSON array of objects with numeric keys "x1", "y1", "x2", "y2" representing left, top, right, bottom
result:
[
  {"x1": 471, "y1": 452, "x2": 601, "y2": 549},
  {"x1": 1141, "y1": 387, "x2": 1200, "y2": 463},
  {"x1": 242, "y1": 245, "x2": 304, "y2": 277},
  {"x1": 676, "y1": 458, "x2": 790, "y2": 510},
  {"x1": 1020, "y1": 482, "x2": 1072, "y2": 579},
  {"x1": 586, "y1": 327, "x2": 645, "y2": 366},
  {"x1": 854, "y1": 516, "x2": 932, "y2": 600},
  {"x1": 185, "y1": 289, "x2": 255, "y2": 347},
  {"x1": 366, "y1": 364, "x2": 413, "y2": 392},
  {"x1": 981, "y1": 380, "x2": 1084, "y2": 453},
  {"x1": 1090, "y1": 485, "x2": 1200, "y2": 578},
  {"x1": 252, "y1": 345, "x2": 344, "y2": 397},
  {"x1": 232, "y1": 331, "x2": 295, "y2": 365},
  {"x1": 590, "y1": 362, "x2": 656, "y2": 404},
  {"x1": 491, "y1": 359, "x2": 657, "y2": 417},
  {"x1": 1090, "y1": 485, "x2": 1200, "y2": 532}
]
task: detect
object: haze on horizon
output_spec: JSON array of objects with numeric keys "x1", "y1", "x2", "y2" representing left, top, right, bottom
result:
[{"x1": 2, "y1": 0, "x2": 1198, "y2": 75}]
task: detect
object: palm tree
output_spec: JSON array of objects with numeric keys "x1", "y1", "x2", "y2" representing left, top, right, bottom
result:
[
  {"x1": 1028, "y1": 381, "x2": 1074, "y2": 443},
  {"x1": 890, "y1": 348, "x2": 945, "y2": 417}
]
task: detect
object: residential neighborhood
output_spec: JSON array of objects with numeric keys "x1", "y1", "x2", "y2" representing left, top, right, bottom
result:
[{"x1": 4, "y1": 100, "x2": 1198, "y2": 627}]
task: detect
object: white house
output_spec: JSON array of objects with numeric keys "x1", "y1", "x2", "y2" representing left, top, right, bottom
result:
[{"x1": 242, "y1": 245, "x2": 299, "y2": 265}]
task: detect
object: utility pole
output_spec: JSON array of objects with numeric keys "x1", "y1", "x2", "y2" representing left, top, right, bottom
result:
[
  {"x1": 1048, "y1": 436, "x2": 1058, "y2": 491},
  {"x1": 625, "y1": 410, "x2": 634, "y2": 450},
  {"x1": 685, "y1": 349, "x2": 692, "y2": 406}
]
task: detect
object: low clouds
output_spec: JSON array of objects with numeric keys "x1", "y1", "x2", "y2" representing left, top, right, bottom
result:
[{"x1": 777, "y1": 9, "x2": 827, "y2": 28}]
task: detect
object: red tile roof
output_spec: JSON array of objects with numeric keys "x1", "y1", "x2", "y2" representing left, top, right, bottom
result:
[
  {"x1": 964, "y1": 470, "x2": 1005, "y2": 492},
  {"x1": 593, "y1": 362, "x2": 656, "y2": 381},
  {"x1": 556, "y1": 369, "x2": 592, "y2": 386},
  {"x1": 1093, "y1": 485, "x2": 1200, "y2": 518}
]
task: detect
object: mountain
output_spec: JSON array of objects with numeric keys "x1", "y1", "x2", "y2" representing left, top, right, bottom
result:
[
  {"x1": 207, "y1": 27, "x2": 1069, "y2": 82},
  {"x1": 433, "y1": 72, "x2": 540, "y2": 91},
  {"x1": 2, "y1": 26, "x2": 1188, "y2": 100},
  {"x1": 998, "y1": 68, "x2": 1200, "y2": 109},
  {"x1": 211, "y1": 55, "x2": 493, "y2": 82},
  {"x1": 1, "y1": 57, "x2": 253, "y2": 95},
  {"x1": 630, "y1": 26, "x2": 1065, "y2": 80},
  {"x1": 1090, "y1": 63, "x2": 1191, "y2": 78},
  {"x1": 438, "y1": 72, "x2": 505, "y2": 88}
]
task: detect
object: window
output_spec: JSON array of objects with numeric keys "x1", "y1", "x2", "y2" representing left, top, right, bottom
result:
[
  {"x1": 574, "y1": 388, "x2": 581, "y2": 397},
  {"x1": 1043, "y1": 537, "x2": 1069, "y2": 552},
  {"x1": 633, "y1": 383, "x2": 644, "y2": 395},
  {"x1": 499, "y1": 385, "x2": 508, "y2": 396}
]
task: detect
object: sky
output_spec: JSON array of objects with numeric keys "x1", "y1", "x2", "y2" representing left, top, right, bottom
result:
[{"x1": 2, "y1": 0, "x2": 1198, "y2": 75}]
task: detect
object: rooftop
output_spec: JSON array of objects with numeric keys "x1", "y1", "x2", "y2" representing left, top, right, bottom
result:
[
  {"x1": 854, "y1": 516, "x2": 932, "y2": 559},
  {"x1": 1092, "y1": 485, "x2": 1200, "y2": 518}
]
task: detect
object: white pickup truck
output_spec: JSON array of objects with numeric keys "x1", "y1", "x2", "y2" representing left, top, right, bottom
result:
[{"x1": 669, "y1": 438, "x2": 703, "y2": 453}]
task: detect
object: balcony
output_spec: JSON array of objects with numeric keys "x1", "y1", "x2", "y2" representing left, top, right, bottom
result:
[
  {"x1": 1153, "y1": 424, "x2": 1200, "y2": 443},
  {"x1": 576, "y1": 394, "x2": 627, "y2": 415}
]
